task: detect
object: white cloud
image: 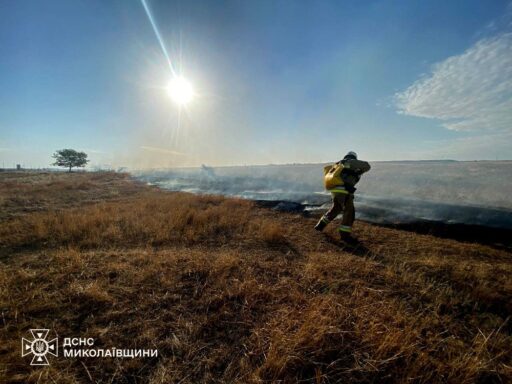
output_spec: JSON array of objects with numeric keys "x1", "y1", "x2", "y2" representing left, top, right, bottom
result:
[{"x1": 395, "y1": 32, "x2": 512, "y2": 131}]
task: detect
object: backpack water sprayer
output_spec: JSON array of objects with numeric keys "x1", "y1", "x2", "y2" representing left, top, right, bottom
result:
[{"x1": 323, "y1": 163, "x2": 345, "y2": 190}]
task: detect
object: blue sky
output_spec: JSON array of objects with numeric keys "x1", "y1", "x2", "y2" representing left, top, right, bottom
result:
[{"x1": 1, "y1": 0, "x2": 511, "y2": 168}]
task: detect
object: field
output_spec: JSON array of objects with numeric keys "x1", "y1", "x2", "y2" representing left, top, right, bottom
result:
[{"x1": 1, "y1": 172, "x2": 511, "y2": 383}]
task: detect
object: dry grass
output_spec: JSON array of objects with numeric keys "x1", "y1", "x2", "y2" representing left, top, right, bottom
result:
[
  {"x1": 0, "y1": 171, "x2": 148, "y2": 220},
  {"x1": 0, "y1": 172, "x2": 511, "y2": 383}
]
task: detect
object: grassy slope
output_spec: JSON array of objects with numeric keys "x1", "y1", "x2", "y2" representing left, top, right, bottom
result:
[{"x1": 0, "y1": 172, "x2": 511, "y2": 384}]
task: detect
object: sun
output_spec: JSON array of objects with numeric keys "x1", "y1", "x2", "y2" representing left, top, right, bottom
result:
[{"x1": 167, "y1": 76, "x2": 194, "y2": 105}]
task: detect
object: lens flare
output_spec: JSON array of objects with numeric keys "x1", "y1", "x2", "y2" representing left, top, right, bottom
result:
[
  {"x1": 140, "y1": 0, "x2": 176, "y2": 76},
  {"x1": 167, "y1": 77, "x2": 194, "y2": 105}
]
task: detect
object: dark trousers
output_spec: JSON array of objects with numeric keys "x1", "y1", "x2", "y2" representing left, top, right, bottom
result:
[{"x1": 322, "y1": 192, "x2": 355, "y2": 231}]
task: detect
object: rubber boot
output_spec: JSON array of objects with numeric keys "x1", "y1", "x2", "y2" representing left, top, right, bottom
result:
[
  {"x1": 339, "y1": 231, "x2": 357, "y2": 244},
  {"x1": 314, "y1": 219, "x2": 328, "y2": 231}
]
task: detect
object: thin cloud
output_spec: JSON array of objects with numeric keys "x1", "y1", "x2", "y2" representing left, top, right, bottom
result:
[
  {"x1": 395, "y1": 32, "x2": 512, "y2": 131},
  {"x1": 84, "y1": 149, "x2": 107, "y2": 154},
  {"x1": 420, "y1": 131, "x2": 512, "y2": 160},
  {"x1": 140, "y1": 146, "x2": 187, "y2": 156}
]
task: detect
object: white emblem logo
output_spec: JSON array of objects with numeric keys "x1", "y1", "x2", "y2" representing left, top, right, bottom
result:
[{"x1": 21, "y1": 329, "x2": 58, "y2": 365}]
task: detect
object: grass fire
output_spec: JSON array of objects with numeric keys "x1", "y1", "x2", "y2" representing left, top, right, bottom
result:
[{"x1": 1, "y1": 171, "x2": 511, "y2": 383}]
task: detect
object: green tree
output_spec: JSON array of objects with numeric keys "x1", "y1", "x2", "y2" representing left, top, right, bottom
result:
[{"x1": 52, "y1": 149, "x2": 89, "y2": 172}]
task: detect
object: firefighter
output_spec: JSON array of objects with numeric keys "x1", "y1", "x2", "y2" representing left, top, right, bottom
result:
[{"x1": 315, "y1": 151, "x2": 371, "y2": 241}]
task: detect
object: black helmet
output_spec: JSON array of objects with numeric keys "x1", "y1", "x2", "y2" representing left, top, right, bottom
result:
[{"x1": 344, "y1": 151, "x2": 358, "y2": 160}]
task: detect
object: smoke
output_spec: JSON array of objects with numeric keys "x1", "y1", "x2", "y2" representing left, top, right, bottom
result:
[
  {"x1": 133, "y1": 161, "x2": 512, "y2": 229},
  {"x1": 141, "y1": 146, "x2": 187, "y2": 157}
]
